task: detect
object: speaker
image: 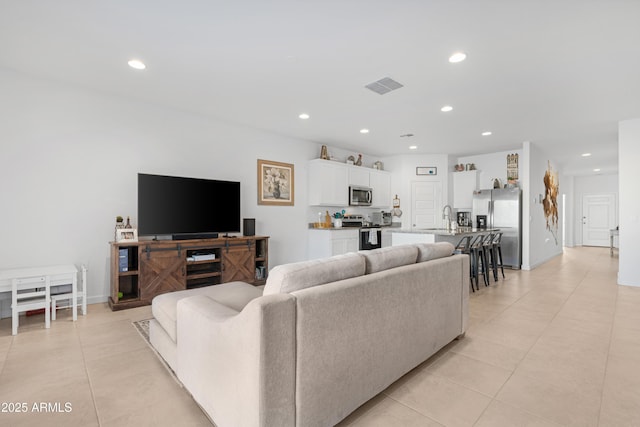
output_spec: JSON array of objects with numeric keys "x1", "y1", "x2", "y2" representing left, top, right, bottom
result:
[{"x1": 243, "y1": 218, "x2": 255, "y2": 236}]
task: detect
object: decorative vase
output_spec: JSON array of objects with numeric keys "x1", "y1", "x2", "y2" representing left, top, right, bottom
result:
[
  {"x1": 320, "y1": 145, "x2": 329, "y2": 160},
  {"x1": 273, "y1": 182, "x2": 281, "y2": 199}
]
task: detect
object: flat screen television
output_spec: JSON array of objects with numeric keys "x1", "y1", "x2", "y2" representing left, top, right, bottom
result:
[{"x1": 138, "y1": 173, "x2": 240, "y2": 239}]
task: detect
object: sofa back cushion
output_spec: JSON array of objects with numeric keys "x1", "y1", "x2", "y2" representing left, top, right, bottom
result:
[
  {"x1": 263, "y1": 252, "x2": 366, "y2": 295},
  {"x1": 360, "y1": 245, "x2": 418, "y2": 274},
  {"x1": 416, "y1": 242, "x2": 455, "y2": 263}
]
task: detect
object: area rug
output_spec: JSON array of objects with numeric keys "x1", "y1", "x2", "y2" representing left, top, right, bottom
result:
[{"x1": 132, "y1": 319, "x2": 182, "y2": 386}]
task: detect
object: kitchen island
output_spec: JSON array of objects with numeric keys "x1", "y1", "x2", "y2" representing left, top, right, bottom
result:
[{"x1": 392, "y1": 228, "x2": 500, "y2": 246}]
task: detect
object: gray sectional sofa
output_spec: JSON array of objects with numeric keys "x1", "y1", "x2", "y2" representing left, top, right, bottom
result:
[{"x1": 149, "y1": 242, "x2": 469, "y2": 427}]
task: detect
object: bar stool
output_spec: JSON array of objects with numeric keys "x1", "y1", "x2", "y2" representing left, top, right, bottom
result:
[
  {"x1": 469, "y1": 235, "x2": 487, "y2": 290},
  {"x1": 492, "y1": 232, "x2": 505, "y2": 279},
  {"x1": 454, "y1": 236, "x2": 474, "y2": 292},
  {"x1": 475, "y1": 234, "x2": 494, "y2": 287},
  {"x1": 479, "y1": 233, "x2": 497, "y2": 283}
]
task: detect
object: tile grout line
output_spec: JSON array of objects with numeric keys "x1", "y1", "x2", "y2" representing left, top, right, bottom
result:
[
  {"x1": 595, "y1": 249, "x2": 619, "y2": 427},
  {"x1": 472, "y1": 256, "x2": 593, "y2": 426},
  {"x1": 77, "y1": 318, "x2": 106, "y2": 427}
]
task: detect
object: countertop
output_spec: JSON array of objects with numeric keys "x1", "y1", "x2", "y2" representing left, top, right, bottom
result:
[
  {"x1": 392, "y1": 228, "x2": 500, "y2": 236},
  {"x1": 308, "y1": 224, "x2": 400, "y2": 231}
]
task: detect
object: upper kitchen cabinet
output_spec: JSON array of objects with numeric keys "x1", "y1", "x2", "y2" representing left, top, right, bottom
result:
[
  {"x1": 453, "y1": 170, "x2": 479, "y2": 209},
  {"x1": 370, "y1": 169, "x2": 391, "y2": 208},
  {"x1": 308, "y1": 159, "x2": 391, "y2": 207},
  {"x1": 308, "y1": 159, "x2": 349, "y2": 206},
  {"x1": 348, "y1": 167, "x2": 370, "y2": 187}
]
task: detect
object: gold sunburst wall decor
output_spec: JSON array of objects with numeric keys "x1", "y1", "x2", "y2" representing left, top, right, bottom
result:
[{"x1": 543, "y1": 161, "x2": 559, "y2": 244}]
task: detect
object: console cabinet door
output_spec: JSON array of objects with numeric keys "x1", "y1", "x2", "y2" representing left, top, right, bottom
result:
[
  {"x1": 222, "y1": 244, "x2": 255, "y2": 283},
  {"x1": 139, "y1": 249, "x2": 186, "y2": 302}
]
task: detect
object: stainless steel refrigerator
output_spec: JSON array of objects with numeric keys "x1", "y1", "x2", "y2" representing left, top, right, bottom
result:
[{"x1": 472, "y1": 188, "x2": 522, "y2": 269}]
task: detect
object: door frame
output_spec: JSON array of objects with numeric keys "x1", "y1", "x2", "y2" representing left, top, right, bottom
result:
[
  {"x1": 410, "y1": 180, "x2": 443, "y2": 231},
  {"x1": 581, "y1": 193, "x2": 616, "y2": 247}
]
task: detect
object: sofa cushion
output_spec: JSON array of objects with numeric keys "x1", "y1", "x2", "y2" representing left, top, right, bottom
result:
[
  {"x1": 416, "y1": 242, "x2": 455, "y2": 262},
  {"x1": 152, "y1": 281, "x2": 263, "y2": 342},
  {"x1": 263, "y1": 252, "x2": 365, "y2": 295},
  {"x1": 360, "y1": 245, "x2": 419, "y2": 274}
]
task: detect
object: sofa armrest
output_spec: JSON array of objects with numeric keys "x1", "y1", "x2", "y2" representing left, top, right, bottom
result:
[{"x1": 177, "y1": 293, "x2": 295, "y2": 427}]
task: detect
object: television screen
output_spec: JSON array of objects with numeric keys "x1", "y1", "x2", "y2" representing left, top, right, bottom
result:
[{"x1": 138, "y1": 173, "x2": 240, "y2": 237}]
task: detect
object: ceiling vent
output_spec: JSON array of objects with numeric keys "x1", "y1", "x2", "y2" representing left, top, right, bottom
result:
[{"x1": 365, "y1": 77, "x2": 404, "y2": 95}]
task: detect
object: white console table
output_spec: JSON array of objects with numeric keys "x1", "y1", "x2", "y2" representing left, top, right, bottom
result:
[{"x1": 0, "y1": 264, "x2": 79, "y2": 322}]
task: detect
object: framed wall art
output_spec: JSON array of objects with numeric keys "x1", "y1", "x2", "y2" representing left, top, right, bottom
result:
[
  {"x1": 416, "y1": 166, "x2": 437, "y2": 176},
  {"x1": 257, "y1": 159, "x2": 294, "y2": 206}
]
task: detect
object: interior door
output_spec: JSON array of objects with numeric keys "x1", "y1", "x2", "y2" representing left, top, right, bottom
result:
[
  {"x1": 411, "y1": 181, "x2": 441, "y2": 230},
  {"x1": 582, "y1": 194, "x2": 616, "y2": 246}
]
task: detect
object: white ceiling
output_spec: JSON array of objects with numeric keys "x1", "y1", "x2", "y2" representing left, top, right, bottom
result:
[{"x1": 2, "y1": 1, "x2": 639, "y2": 176}]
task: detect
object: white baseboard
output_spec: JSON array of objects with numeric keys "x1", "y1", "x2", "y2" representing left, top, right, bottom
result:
[{"x1": 522, "y1": 249, "x2": 563, "y2": 271}]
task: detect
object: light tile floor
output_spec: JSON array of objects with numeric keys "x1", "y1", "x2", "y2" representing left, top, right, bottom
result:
[{"x1": 0, "y1": 247, "x2": 638, "y2": 426}]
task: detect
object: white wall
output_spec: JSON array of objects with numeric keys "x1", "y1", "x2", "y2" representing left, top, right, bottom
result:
[
  {"x1": 383, "y1": 154, "x2": 451, "y2": 230},
  {"x1": 0, "y1": 68, "x2": 320, "y2": 306},
  {"x1": 562, "y1": 175, "x2": 575, "y2": 247},
  {"x1": 523, "y1": 142, "x2": 563, "y2": 270},
  {"x1": 618, "y1": 118, "x2": 640, "y2": 287},
  {"x1": 572, "y1": 173, "x2": 619, "y2": 246}
]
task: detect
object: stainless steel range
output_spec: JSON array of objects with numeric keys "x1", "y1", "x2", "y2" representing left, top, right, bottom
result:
[
  {"x1": 359, "y1": 227, "x2": 381, "y2": 250},
  {"x1": 341, "y1": 214, "x2": 364, "y2": 228},
  {"x1": 341, "y1": 215, "x2": 382, "y2": 250}
]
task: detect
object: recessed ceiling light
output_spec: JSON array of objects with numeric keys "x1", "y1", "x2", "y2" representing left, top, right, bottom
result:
[
  {"x1": 298, "y1": 113, "x2": 310, "y2": 119},
  {"x1": 582, "y1": 153, "x2": 592, "y2": 157},
  {"x1": 449, "y1": 52, "x2": 467, "y2": 63},
  {"x1": 441, "y1": 105, "x2": 453, "y2": 112},
  {"x1": 360, "y1": 129, "x2": 370, "y2": 134},
  {"x1": 127, "y1": 59, "x2": 146, "y2": 70},
  {"x1": 481, "y1": 131, "x2": 492, "y2": 136},
  {"x1": 409, "y1": 145, "x2": 418, "y2": 150},
  {"x1": 593, "y1": 168, "x2": 601, "y2": 172}
]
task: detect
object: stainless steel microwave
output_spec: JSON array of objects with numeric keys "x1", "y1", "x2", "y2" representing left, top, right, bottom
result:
[{"x1": 349, "y1": 186, "x2": 372, "y2": 206}]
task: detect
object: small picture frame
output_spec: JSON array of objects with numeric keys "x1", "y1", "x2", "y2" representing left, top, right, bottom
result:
[
  {"x1": 116, "y1": 228, "x2": 138, "y2": 243},
  {"x1": 416, "y1": 166, "x2": 437, "y2": 176}
]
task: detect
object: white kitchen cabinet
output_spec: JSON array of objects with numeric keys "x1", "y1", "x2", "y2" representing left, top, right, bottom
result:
[
  {"x1": 370, "y1": 170, "x2": 391, "y2": 208},
  {"x1": 308, "y1": 229, "x2": 359, "y2": 259},
  {"x1": 308, "y1": 159, "x2": 349, "y2": 206},
  {"x1": 453, "y1": 170, "x2": 479, "y2": 209},
  {"x1": 381, "y1": 229, "x2": 393, "y2": 247},
  {"x1": 308, "y1": 159, "x2": 392, "y2": 208},
  {"x1": 348, "y1": 167, "x2": 370, "y2": 187}
]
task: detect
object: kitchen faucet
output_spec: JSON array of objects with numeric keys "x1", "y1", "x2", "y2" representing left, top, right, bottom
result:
[{"x1": 442, "y1": 205, "x2": 453, "y2": 231}]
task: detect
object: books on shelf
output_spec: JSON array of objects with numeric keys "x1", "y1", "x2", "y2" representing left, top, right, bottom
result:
[{"x1": 118, "y1": 249, "x2": 128, "y2": 272}]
